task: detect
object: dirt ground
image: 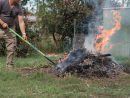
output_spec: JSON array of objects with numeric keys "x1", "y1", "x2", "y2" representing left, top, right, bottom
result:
[
  {"x1": 17, "y1": 66, "x2": 53, "y2": 76},
  {"x1": 17, "y1": 65, "x2": 130, "y2": 88}
]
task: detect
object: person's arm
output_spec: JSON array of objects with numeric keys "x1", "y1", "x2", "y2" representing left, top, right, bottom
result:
[
  {"x1": 0, "y1": 0, "x2": 8, "y2": 29},
  {"x1": 18, "y1": 15, "x2": 27, "y2": 39}
]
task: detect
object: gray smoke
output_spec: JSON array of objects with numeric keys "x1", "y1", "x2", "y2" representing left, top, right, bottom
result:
[
  {"x1": 83, "y1": 0, "x2": 105, "y2": 52},
  {"x1": 84, "y1": 0, "x2": 122, "y2": 53},
  {"x1": 84, "y1": 33, "x2": 96, "y2": 53},
  {"x1": 54, "y1": 0, "x2": 124, "y2": 77}
]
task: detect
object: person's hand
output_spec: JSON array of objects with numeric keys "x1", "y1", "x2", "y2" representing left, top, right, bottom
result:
[
  {"x1": 0, "y1": 19, "x2": 8, "y2": 29},
  {"x1": 22, "y1": 33, "x2": 27, "y2": 40},
  {"x1": 2, "y1": 23, "x2": 8, "y2": 29}
]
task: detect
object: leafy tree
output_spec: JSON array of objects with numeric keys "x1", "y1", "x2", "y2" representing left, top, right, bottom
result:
[
  {"x1": 21, "y1": 0, "x2": 29, "y2": 6},
  {"x1": 37, "y1": 0, "x2": 93, "y2": 50}
]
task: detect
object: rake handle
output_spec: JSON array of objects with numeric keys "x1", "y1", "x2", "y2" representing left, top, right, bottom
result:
[{"x1": 9, "y1": 28, "x2": 56, "y2": 66}]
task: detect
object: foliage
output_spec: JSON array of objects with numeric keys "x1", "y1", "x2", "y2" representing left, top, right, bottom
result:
[
  {"x1": 15, "y1": 19, "x2": 40, "y2": 57},
  {"x1": 0, "y1": 0, "x2": 94, "y2": 55},
  {"x1": 36, "y1": 0, "x2": 93, "y2": 50},
  {"x1": 21, "y1": 0, "x2": 30, "y2": 6}
]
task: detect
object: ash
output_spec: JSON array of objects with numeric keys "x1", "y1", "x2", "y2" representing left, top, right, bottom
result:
[{"x1": 54, "y1": 48, "x2": 123, "y2": 77}]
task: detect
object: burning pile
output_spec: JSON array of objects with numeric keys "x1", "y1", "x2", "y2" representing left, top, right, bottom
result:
[
  {"x1": 54, "y1": 10, "x2": 123, "y2": 77},
  {"x1": 54, "y1": 48, "x2": 123, "y2": 77},
  {"x1": 53, "y1": 0, "x2": 124, "y2": 78},
  {"x1": 96, "y1": 11, "x2": 121, "y2": 53}
]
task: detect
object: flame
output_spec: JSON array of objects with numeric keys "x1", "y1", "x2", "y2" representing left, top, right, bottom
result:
[{"x1": 95, "y1": 10, "x2": 122, "y2": 53}]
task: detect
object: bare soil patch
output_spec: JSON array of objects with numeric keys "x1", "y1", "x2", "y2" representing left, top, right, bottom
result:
[
  {"x1": 16, "y1": 65, "x2": 130, "y2": 87},
  {"x1": 17, "y1": 65, "x2": 53, "y2": 76}
]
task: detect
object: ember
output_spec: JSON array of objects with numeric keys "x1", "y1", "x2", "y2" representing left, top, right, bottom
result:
[{"x1": 54, "y1": 48, "x2": 123, "y2": 77}]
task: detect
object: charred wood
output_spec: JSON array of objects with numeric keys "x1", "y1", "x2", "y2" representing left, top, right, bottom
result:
[{"x1": 54, "y1": 48, "x2": 123, "y2": 78}]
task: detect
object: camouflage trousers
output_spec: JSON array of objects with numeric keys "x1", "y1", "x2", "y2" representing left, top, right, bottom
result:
[{"x1": 0, "y1": 29, "x2": 16, "y2": 66}]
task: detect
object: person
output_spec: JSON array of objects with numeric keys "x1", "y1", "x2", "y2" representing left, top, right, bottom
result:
[{"x1": 0, "y1": 0, "x2": 27, "y2": 69}]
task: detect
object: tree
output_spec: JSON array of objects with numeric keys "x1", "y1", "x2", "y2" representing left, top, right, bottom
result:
[
  {"x1": 36, "y1": 0, "x2": 93, "y2": 50},
  {"x1": 21, "y1": 0, "x2": 29, "y2": 6},
  {"x1": 121, "y1": 0, "x2": 130, "y2": 6}
]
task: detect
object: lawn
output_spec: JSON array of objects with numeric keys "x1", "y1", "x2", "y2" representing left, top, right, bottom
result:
[{"x1": 0, "y1": 55, "x2": 130, "y2": 98}]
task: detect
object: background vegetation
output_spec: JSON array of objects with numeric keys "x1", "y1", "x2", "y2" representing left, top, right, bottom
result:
[
  {"x1": 0, "y1": 0, "x2": 93, "y2": 56},
  {"x1": 0, "y1": 0, "x2": 130, "y2": 97}
]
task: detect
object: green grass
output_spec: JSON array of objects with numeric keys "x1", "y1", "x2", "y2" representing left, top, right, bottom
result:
[
  {"x1": 115, "y1": 56, "x2": 130, "y2": 65},
  {"x1": 0, "y1": 54, "x2": 58, "y2": 68},
  {"x1": 0, "y1": 55, "x2": 130, "y2": 98}
]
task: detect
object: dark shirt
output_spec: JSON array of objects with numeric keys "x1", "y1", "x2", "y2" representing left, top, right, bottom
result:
[{"x1": 0, "y1": 0, "x2": 23, "y2": 28}]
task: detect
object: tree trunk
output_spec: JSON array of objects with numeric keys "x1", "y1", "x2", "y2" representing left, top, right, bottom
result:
[
  {"x1": 52, "y1": 32, "x2": 58, "y2": 47},
  {"x1": 73, "y1": 33, "x2": 85, "y2": 50}
]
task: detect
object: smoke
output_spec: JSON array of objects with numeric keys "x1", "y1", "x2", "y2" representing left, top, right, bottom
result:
[
  {"x1": 83, "y1": 0, "x2": 105, "y2": 52},
  {"x1": 104, "y1": 0, "x2": 111, "y2": 7},
  {"x1": 83, "y1": 0, "x2": 122, "y2": 53},
  {"x1": 84, "y1": 32, "x2": 96, "y2": 52}
]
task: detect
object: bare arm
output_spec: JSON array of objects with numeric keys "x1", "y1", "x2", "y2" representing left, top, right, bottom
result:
[{"x1": 18, "y1": 15, "x2": 26, "y2": 35}]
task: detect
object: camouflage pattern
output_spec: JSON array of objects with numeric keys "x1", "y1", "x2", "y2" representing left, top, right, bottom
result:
[{"x1": 0, "y1": 28, "x2": 16, "y2": 66}]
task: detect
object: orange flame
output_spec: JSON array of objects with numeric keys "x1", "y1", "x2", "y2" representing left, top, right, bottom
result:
[{"x1": 95, "y1": 10, "x2": 121, "y2": 53}]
